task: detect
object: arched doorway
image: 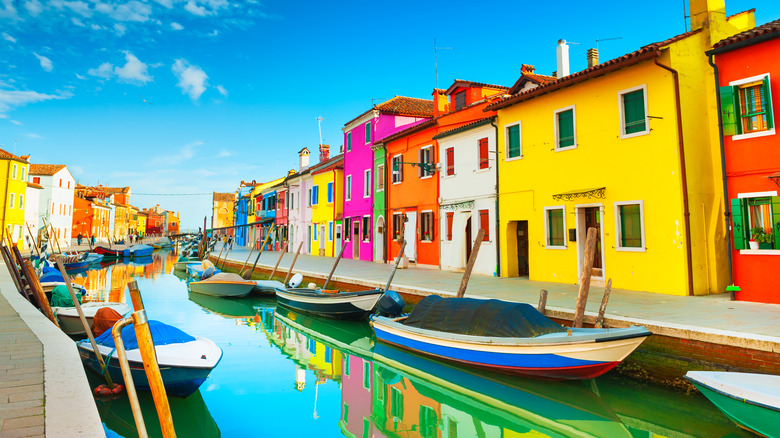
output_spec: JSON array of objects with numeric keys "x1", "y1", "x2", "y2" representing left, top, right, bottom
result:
[{"x1": 375, "y1": 216, "x2": 385, "y2": 262}]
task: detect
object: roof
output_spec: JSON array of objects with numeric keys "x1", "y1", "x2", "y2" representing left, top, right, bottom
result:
[
  {"x1": 432, "y1": 116, "x2": 496, "y2": 140},
  {"x1": 30, "y1": 164, "x2": 66, "y2": 175},
  {"x1": 374, "y1": 119, "x2": 437, "y2": 146},
  {"x1": 444, "y1": 80, "x2": 509, "y2": 96},
  {"x1": 343, "y1": 96, "x2": 435, "y2": 127},
  {"x1": 213, "y1": 192, "x2": 235, "y2": 203},
  {"x1": 507, "y1": 65, "x2": 557, "y2": 95},
  {"x1": 310, "y1": 154, "x2": 344, "y2": 175},
  {"x1": 486, "y1": 29, "x2": 702, "y2": 112},
  {"x1": 26, "y1": 182, "x2": 43, "y2": 189},
  {"x1": 0, "y1": 148, "x2": 28, "y2": 162},
  {"x1": 711, "y1": 18, "x2": 780, "y2": 52}
]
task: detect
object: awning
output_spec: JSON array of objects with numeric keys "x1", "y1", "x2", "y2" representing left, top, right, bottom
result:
[{"x1": 552, "y1": 187, "x2": 605, "y2": 202}]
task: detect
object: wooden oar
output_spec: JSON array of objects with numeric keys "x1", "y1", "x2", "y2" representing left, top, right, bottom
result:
[
  {"x1": 21, "y1": 259, "x2": 58, "y2": 327},
  {"x1": 0, "y1": 240, "x2": 28, "y2": 302},
  {"x1": 26, "y1": 223, "x2": 40, "y2": 257},
  {"x1": 322, "y1": 242, "x2": 347, "y2": 290},
  {"x1": 237, "y1": 244, "x2": 255, "y2": 278},
  {"x1": 268, "y1": 242, "x2": 289, "y2": 279},
  {"x1": 242, "y1": 226, "x2": 275, "y2": 280},
  {"x1": 383, "y1": 239, "x2": 407, "y2": 292},
  {"x1": 284, "y1": 242, "x2": 304, "y2": 285}
]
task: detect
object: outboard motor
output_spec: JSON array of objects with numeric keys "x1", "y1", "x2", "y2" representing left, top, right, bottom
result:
[{"x1": 377, "y1": 290, "x2": 405, "y2": 317}]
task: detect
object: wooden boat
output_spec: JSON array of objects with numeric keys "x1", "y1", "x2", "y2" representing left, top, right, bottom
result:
[
  {"x1": 686, "y1": 371, "x2": 780, "y2": 436},
  {"x1": 371, "y1": 295, "x2": 651, "y2": 380},
  {"x1": 274, "y1": 287, "x2": 384, "y2": 320},
  {"x1": 128, "y1": 244, "x2": 154, "y2": 258},
  {"x1": 40, "y1": 281, "x2": 86, "y2": 297},
  {"x1": 189, "y1": 273, "x2": 255, "y2": 298},
  {"x1": 53, "y1": 302, "x2": 132, "y2": 335},
  {"x1": 94, "y1": 246, "x2": 129, "y2": 258},
  {"x1": 187, "y1": 263, "x2": 221, "y2": 280},
  {"x1": 252, "y1": 279, "x2": 285, "y2": 295},
  {"x1": 78, "y1": 320, "x2": 222, "y2": 397},
  {"x1": 62, "y1": 251, "x2": 103, "y2": 264}
]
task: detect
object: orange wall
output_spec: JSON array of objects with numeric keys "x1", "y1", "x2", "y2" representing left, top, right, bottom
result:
[{"x1": 72, "y1": 197, "x2": 92, "y2": 237}]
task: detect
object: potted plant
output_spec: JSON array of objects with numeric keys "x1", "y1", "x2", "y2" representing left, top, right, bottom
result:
[{"x1": 750, "y1": 227, "x2": 774, "y2": 250}]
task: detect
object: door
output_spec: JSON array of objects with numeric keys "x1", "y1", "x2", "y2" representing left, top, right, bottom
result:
[
  {"x1": 583, "y1": 207, "x2": 603, "y2": 277},
  {"x1": 352, "y1": 220, "x2": 360, "y2": 259},
  {"x1": 375, "y1": 217, "x2": 385, "y2": 262},
  {"x1": 335, "y1": 224, "x2": 342, "y2": 255},
  {"x1": 307, "y1": 226, "x2": 312, "y2": 254},
  {"x1": 465, "y1": 217, "x2": 473, "y2": 262},
  {"x1": 517, "y1": 221, "x2": 529, "y2": 276},
  {"x1": 404, "y1": 212, "x2": 417, "y2": 262},
  {"x1": 320, "y1": 224, "x2": 326, "y2": 255}
]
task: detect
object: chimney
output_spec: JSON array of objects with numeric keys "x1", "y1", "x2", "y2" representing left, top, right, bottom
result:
[
  {"x1": 319, "y1": 144, "x2": 330, "y2": 162},
  {"x1": 299, "y1": 148, "x2": 310, "y2": 171},
  {"x1": 587, "y1": 48, "x2": 599, "y2": 68},
  {"x1": 552, "y1": 71, "x2": 558, "y2": 78},
  {"x1": 556, "y1": 39, "x2": 570, "y2": 78},
  {"x1": 520, "y1": 64, "x2": 535, "y2": 74},
  {"x1": 432, "y1": 89, "x2": 449, "y2": 117}
]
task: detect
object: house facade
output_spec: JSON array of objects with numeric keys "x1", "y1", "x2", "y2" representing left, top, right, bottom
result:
[
  {"x1": 212, "y1": 192, "x2": 236, "y2": 235},
  {"x1": 24, "y1": 181, "x2": 42, "y2": 250},
  {"x1": 372, "y1": 144, "x2": 388, "y2": 263},
  {"x1": 0, "y1": 149, "x2": 29, "y2": 248},
  {"x1": 29, "y1": 164, "x2": 75, "y2": 248},
  {"x1": 287, "y1": 148, "x2": 312, "y2": 255},
  {"x1": 710, "y1": 19, "x2": 780, "y2": 303},
  {"x1": 234, "y1": 181, "x2": 257, "y2": 246},
  {"x1": 310, "y1": 149, "x2": 343, "y2": 257}
]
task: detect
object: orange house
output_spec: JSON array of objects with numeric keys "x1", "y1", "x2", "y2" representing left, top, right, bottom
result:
[{"x1": 379, "y1": 80, "x2": 507, "y2": 267}]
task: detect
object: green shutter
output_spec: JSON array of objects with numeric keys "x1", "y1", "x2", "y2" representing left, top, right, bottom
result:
[
  {"x1": 733, "y1": 86, "x2": 743, "y2": 134},
  {"x1": 365, "y1": 122, "x2": 371, "y2": 143},
  {"x1": 507, "y1": 125, "x2": 520, "y2": 158},
  {"x1": 619, "y1": 204, "x2": 642, "y2": 247},
  {"x1": 772, "y1": 196, "x2": 780, "y2": 249},
  {"x1": 558, "y1": 110, "x2": 574, "y2": 148},
  {"x1": 731, "y1": 198, "x2": 746, "y2": 250},
  {"x1": 719, "y1": 86, "x2": 738, "y2": 136},
  {"x1": 764, "y1": 76, "x2": 774, "y2": 129},
  {"x1": 623, "y1": 89, "x2": 647, "y2": 134}
]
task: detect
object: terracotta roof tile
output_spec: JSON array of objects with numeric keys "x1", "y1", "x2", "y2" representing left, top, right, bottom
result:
[
  {"x1": 0, "y1": 148, "x2": 28, "y2": 162},
  {"x1": 26, "y1": 182, "x2": 43, "y2": 189},
  {"x1": 712, "y1": 18, "x2": 780, "y2": 50},
  {"x1": 311, "y1": 154, "x2": 344, "y2": 175},
  {"x1": 343, "y1": 96, "x2": 434, "y2": 127},
  {"x1": 213, "y1": 192, "x2": 236, "y2": 202},
  {"x1": 29, "y1": 164, "x2": 66, "y2": 175},
  {"x1": 432, "y1": 116, "x2": 496, "y2": 140},
  {"x1": 374, "y1": 119, "x2": 437, "y2": 146},
  {"x1": 445, "y1": 79, "x2": 509, "y2": 96}
]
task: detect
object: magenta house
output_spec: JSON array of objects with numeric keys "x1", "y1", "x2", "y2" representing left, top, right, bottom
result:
[
  {"x1": 341, "y1": 96, "x2": 434, "y2": 261},
  {"x1": 339, "y1": 355, "x2": 374, "y2": 437}
]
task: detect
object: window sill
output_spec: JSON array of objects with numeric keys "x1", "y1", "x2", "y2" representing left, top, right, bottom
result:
[
  {"x1": 554, "y1": 146, "x2": 577, "y2": 152},
  {"x1": 546, "y1": 245, "x2": 567, "y2": 250},
  {"x1": 732, "y1": 128, "x2": 776, "y2": 141},
  {"x1": 620, "y1": 130, "x2": 650, "y2": 140},
  {"x1": 505, "y1": 155, "x2": 523, "y2": 162},
  {"x1": 616, "y1": 247, "x2": 646, "y2": 252},
  {"x1": 420, "y1": 239, "x2": 434, "y2": 244},
  {"x1": 739, "y1": 249, "x2": 780, "y2": 255},
  {"x1": 419, "y1": 175, "x2": 434, "y2": 180}
]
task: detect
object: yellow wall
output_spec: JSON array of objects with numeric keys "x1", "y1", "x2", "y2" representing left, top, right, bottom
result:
[
  {"x1": 137, "y1": 215, "x2": 147, "y2": 235},
  {"x1": 1, "y1": 159, "x2": 28, "y2": 248},
  {"x1": 311, "y1": 169, "x2": 343, "y2": 257}
]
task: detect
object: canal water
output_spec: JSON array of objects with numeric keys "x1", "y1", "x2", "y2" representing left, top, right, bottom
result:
[{"x1": 70, "y1": 250, "x2": 750, "y2": 438}]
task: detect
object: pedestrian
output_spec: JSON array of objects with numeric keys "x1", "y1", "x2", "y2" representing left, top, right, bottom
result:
[
  {"x1": 77, "y1": 233, "x2": 82, "y2": 246},
  {"x1": 91, "y1": 235, "x2": 96, "y2": 246},
  {"x1": 227, "y1": 236, "x2": 233, "y2": 250}
]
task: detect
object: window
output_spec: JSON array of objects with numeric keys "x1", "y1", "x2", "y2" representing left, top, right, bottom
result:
[
  {"x1": 20, "y1": 167, "x2": 25, "y2": 182},
  {"x1": 615, "y1": 201, "x2": 645, "y2": 250},
  {"x1": 479, "y1": 209, "x2": 489, "y2": 241},
  {"x1": 620, "y1": 86, "x2": 649, "y2": 137},
  {"x1": 346, "y1": 132, "x2": 352, "y2": 152},
  {"x1": 344, "y1": 355, "x2": 350, "y2": 375},
  {"x1": 18, "y1": 194, "x2": 23, "y2": 209},
  {"x1": 420, "y1": 211, "x2": 434, "y2": 242},
  {"x1": 731, "y1": 195, "x2": 779, "y2": 250},
  {"x1": 506, "y1": 122, "x2": 521, "y2": 159},
  {"x1": 328, "y1": 221, "x2": 333, "y2": 241},
  {"x1": 722, "y1": 75, "x2": 774, "y2": 137},
  {"x1": 343, "y1": 403, "x2": 349, "y2": 423},
  {"x1": 365, "y1": 122, "x2": 371, "y2": 144},
  {"x1": 12, "y1": 164, "x2": 17, "y2": 179},
  {"x1": 362, "y1": 216, "x2": 370, "y2": 242},
  {"x1": 363, "y1": 170, "x2": 371, "y2": 197},
  {"x1": 327, "y1": 182, "x2": 334, "y2": 203},
  {"x1": 555, "y1": 106, "x2": 576, "y2": 150},
  {"x1": 312, "y1": 185, "x2": 319, "y2": 205},
  {"x1": 447, "y1": 418, "x2": 458, "y2": 438},
  {"x1": 477, "y1": 138, "x2": 489, "y2": 169},
  {"x1": 362, "y1": 419, "x2": 369, "y2": 438},
  {"x1": 9, "y1": 193, "x2": 14, "y2": 209},
  {"x1": 446, "y1": 212, "x2": 453, "y2": 241},
  {"x1": 392, "y1": 213, "x2": 403, "y2": 241},
  {"x1": 307, "y1": 188, "x2": 312, "y2": 207},
  {"x1": 391, "y1": 155, "x2": 403, "y2": 184},
  {"x1": 453, "y1": 91, "x2": 466, "y2": 111},
  {"x1": 376, "y1": 164, "x2": 385, "y2": 191},
  {"x1": 418, "y1": 146, "x2": 434, "y2": 178},
  {"x1": 445, "y1": 147, "x2": 455, "y2": 176},
  {"x1": 33, "y1": 177, "x2": 40, "y2": 184},
  {"x1": 545, "y1": 206, "x2": 566, "y2": 248},
  {"x1": 313, "y1": 224, "x2": 318, "y2": 241},
  {"x1": 362, "y1": 361, "x2": 370, "y2": 389},
  {"x1": 59, "y1": 179, "x2": 62, "y2": 187},
  {"x1": 345, "y1": 175, "x2": 352, "y2": 201},
  {"x1": 419, "y1": 405, "x2": 438, "y2": 438},
  {"x1": 345, "y1": 218, "x2": 351, "y2": 241},
  {"x1": 68, "y1": 181, "x2": 70, "y2": 189},
  {"x1": 390, "y1": 387, "x2": 403, "y2": 419}
]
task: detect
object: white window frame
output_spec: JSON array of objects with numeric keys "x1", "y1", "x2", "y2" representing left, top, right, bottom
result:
[
  {"x1": 362, "y1": 215, "x2": 371, "y2": 242},
  {"x1": 327, "y1": 181, "x2": 334, "y2": 204},
  {"x1": 618, "y1": 84, "x2": 650, "y2": 139},
  {"x1": 346, "y1": 131, "x2": 352, "y2": 152},
  {"x1": 419, "y1": 145, "x2": 434, "y2": 180},
  {"x1": 312, "y1": 185, "x2": 319, "y2": 206},
  {"x1": 420, "y1": 209, "x2": 434, "y2": 243},
  {"x1": 376, "y1": 164, "x2": 385, "y2": 192},
  {"x1": 553, "y1": 105, "x2": 577, "y2": 151},
  {"x1": 504, "y1": 121, "x2": 522, "y2": 162},
  {"x1": 392, "y1": 212, "x2": 403, "y2": 241},
  {"x1": 614, "y1": 200, "x2": 646, "y2": 252},
  {"x1": 307, "y1": 188, "x2": 312, "y2": 207},
  {"x1": 20, "y1": 167, "x2": 25, "y2": 182},
  {"x1": 346, "y1": 175, "x2": 352, "y2": 201},
  {"x1": 19, "y1": 194, "x2": 24, "y2": 209},
  {"x1": 11, "y1": 164, "x2": 17, "y2": 179},
  {"x1": 391, "y1": 154, "x2": 403, "y2": 185},
  {"x1": 365, "y1": 122, "x2": 371, "y2": 144},
  {"x1": 730, "y1": 73, "x2": 776, "y2": 141},
  {"x1": 543, "y1": 206, "x2": 566, "y2": 249},
  {"x1": 363, "y1": 169, "x2": 371, "y2": 198},
  {"x1": 9, "y1": 193, "x2": 14, "y2": 209}
]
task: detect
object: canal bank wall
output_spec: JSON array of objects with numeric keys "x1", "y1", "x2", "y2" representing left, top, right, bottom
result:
[
  {"x1": 0, "y1": 262, "x2": 105, "y2": 438},
  {"x1": 210, "y1": 245, "x2": 780, "y2": 385}
]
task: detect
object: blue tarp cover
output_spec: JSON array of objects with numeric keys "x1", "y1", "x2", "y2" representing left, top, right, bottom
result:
[
  {"x1": 94, "y1": 320, "x2": 196, "y2": 350},
  {"x1": 403, "y1": 295, "x2": 565, "y2": 338}
]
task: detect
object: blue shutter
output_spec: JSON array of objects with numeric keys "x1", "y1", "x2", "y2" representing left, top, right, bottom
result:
[{"x1": 327, "y1": 182, "x2": 333, "y2": 203}]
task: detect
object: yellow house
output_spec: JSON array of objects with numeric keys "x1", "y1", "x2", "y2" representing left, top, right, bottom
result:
[
  {"x1": 137, "y1": 210, "x2": 148, "y2": 237},
  {"x1": 310, "y1": 155, "x2": 343, "y2": 257},
  {"x1": 0, "y1": 149, "x2": 29, "y2": 248},
  {"x1": 114, "y1": 203, "x2": 129, "y2": 241},
  {"x1": 488, "y1": 0, "x2": 753, "y2": 296},
  {"x1": 247, "y1": 177, "x2": 285, "y2": 246},
  {"x1": 308, "y1": 339, "x2": 342, "y2": 381}
]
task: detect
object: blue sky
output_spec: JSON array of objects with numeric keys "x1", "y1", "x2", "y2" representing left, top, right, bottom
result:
[{"x1": 1, "y1": 0, "x2": 778, "y2": 229}]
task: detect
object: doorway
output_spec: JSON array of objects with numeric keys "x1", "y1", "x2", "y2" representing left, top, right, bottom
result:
[
  {"x1": 320, "y1": 224, "x2": 327, "y2": 255},
  {"x1": 335, "y1": 224, "x2": 342, "y2": 255},
  {"x1": 465, "y1": 217, "x2": 473, "y2": 262},
  {"x1": 352, "y1": 219, "x2": 360, "y2": 259},
  {"x1": 577, "y1": 205, "x2": 604, "y2": 280},
  {"x1": 375, "y1": 216, "x2": 385, "y2": 262},
  {"x1": 307, "y1": 225, "x2": 312, "y2": 254},
  {"x1": 403, "y1": 212, "x2": 417, "y2": 262},
  {"x1": 516, "y1": 220, "x2": 529, "y2": 276}
]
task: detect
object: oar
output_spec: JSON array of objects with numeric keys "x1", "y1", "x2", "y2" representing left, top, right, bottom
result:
[
  {"x1": 25, "y1": 223, "x2": 40, "y2": 257},
  {"x1": 268, "y1": 241, "x2": 289, "y2": 279},
  {"x1": 242, "y1": 226, "x2": 275, "y2": 280},
  {"x1": 284, "y1": 242, "x2": 304, "y2": 285},
  {"x1": 383, "y1": 239, "x2": 407, "y2": 292},
  {"x1": 238, "y1": 244, "x2": 255, "y2": 278},
  {"x1": 54, "y1": 258, "x2": 115, "y2": 388},
  {"x1": 322, "y1": 242, "x2": 347, "y2": 290}
]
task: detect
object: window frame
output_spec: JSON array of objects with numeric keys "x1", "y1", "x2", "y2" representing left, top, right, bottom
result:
[
  {"x1": 392, "y1": 212, "x2": 403, "y2": 241},
  {"x1": 346, "y1": 131, "x2": 352, "y2": 152},
  {"x1": 20, "y1": 167, "x2": 25, "y2": 182},
  {"x1": 307, "y1": 188, "x2": 312, "y2": 207},
  {"x1": 9, "y1": 193, "x2": 14, "y2": 209},
  {"x1": 312, "y1": 185, "x2": 319, "y2": 206},
  {"x1": 420, "y1": 210, "x2": 434, "y2": 242},
  {"x1": 345, "y1": 175, "x2": 352, "y2": 201},
  {"x1": 19, "y1": 194, "x2": 23, "y2": 209},
  {"x1": 445, "y1": 212, "x2": 454, "y2": 241},
  {"x1": 363, "y1": 169, "x2": 371, "y2": 198},
  {"x1": 365, "y1": 122, "x2": 371, "y2": 144},
  {"x1": 418, "y1": 145, "x2": 434, "y2": 179},
  {"x1": 362, "y1": 215, "x2": 370, "y2": 242},
  {"x1": 730, "y1": 73, "x2": 775, "y2": 141},
  {"x1": 12, "y1": 164, "x2": 17, "y2": 179},
  {"x1": 376, "y1": 164, "x2": 385, "y2": 192},
  {"x1": 544, "y1": 206, "x2": 567, "y2": 249},
  {"x1": 328, "y1": 221, "x2": 333, "y2": 241},
  {"x1": 476, "y1": 137, "x2": 490, "y2": 170},
  {"x1": 618, "y1": 84, "x2": 650, "y2": 139},
  {"x1": 444, "y1": 146, "x2": 455, "y2": 177},
  {"x1": 553, "y1": 105, "x2": 577, "y2": 151},
  {"x1": 505, "y1": 121, "x2": 522, "y2": 161},
  {"x1": 614, "y1": 200, "x2": 646, "y2": 252},
  {"x1": 327, "y1": 181, "x2": 334, "y2": 203},
  {"x1": 391, "y1": 154, "x2": 403, "y2": 184},
  {"x1": 479, "y1": 209, "x2": 490, "y2": 241}
]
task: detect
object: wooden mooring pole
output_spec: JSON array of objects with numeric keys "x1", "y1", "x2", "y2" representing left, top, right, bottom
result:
[
  {"x1": 538, "y1": 289, "x2": 548, "y2": 314},
  {"x1": 573, "y1": 227, "x2": 598, "y2": 328},
  {"x1": 283, "y1": 242, "x2": 304, "y2": 285},
  {"x1": 269, "y1": 242, "x2": 289, "y2": 279},
  {"x1": 456, "y1": 229, "x2": 485, "y2": 298},
  {"x1": 595, "y1": 278, "x2": 613, "y2": 329},
  {"x1": 242, "y1": 226, "x2": 275, "y2": 280},
  {"x1": 322, "y1": 242, "x2": 348, "y2": 290},
  {"x1": 384, "y1": 240, "x2": 407, "y2": 291}
]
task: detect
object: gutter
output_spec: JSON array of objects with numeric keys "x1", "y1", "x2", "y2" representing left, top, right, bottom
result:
[
  {"x1": 491, "y1": 119, "x2": 501, "y2": 277},
  {"x1": 653, "y1": 53, "x2": 695, "y2": 297},
  {"x1": 707, "y1": 52, "x2": 735, "y2": 297},
  {"x1": 707, "y1": 31, "x2": 780, "y2": 56}
]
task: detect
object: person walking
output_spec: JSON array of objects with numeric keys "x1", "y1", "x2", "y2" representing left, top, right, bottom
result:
[
  {"x1": 77, "y1": 233, "x2": 83, "y2": 246},
  {"x1": 227, "y1": 236, "x2": 233, "y2": 250},
  {"x1": 91, "y1": 235, "x2": 96, "y2": 246}
]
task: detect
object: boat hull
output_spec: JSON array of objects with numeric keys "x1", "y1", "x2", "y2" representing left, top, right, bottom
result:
[
  {"x1": 275, "y1": 288, "x2": 383, "y2": 320},
  {"x1": 371, "y1": 317, "x2": 650, "y2": 380},
  {"x1": 252, "y1": 280, "x2": 284, "y2": 295},
  {"x1": 94, "y1": 246, "x2": 125, "y2": 258},
  {"x1": 63, "y1": 260, "x2": 90, "y2": 270},
  {"x1": 54, "y1": 302, "x2": 132, "y2": 335},
  {"x1": 189, "y1": 280, "x2": 254, "y2": 298}
]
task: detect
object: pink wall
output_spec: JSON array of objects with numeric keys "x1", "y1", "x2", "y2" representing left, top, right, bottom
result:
[{"x1": 341, "y1": 355, "x2": 372, "y2": 436}]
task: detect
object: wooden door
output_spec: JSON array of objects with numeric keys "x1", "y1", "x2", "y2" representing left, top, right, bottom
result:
[
  {"x1": 352, "y1": 220, "x2": 360, "y2": 259},
  {"x1": 517, "y1": 221, "x2": 529, "y2": 276},
  {"x1": 584, "y1": 207, "x2": 603, "y2": 274}
]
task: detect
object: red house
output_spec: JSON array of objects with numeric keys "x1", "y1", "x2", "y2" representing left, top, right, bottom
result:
[{"x1": 710, "y1": 19, "x2": 780, "y2": 303}]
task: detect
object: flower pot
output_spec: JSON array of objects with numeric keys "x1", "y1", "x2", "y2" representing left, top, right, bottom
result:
[
  {"x1": 749, "y1": 240, "x2": 759, "y2": 250},
  {"x1": 759, "y1": 242, "x2": 773, "y2": 250}
]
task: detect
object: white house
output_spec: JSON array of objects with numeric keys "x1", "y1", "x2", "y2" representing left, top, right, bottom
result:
[
  {"x1": 24, "y1": 180, "x2": 42, "y2": 251},
  {"x1": 29, "y1": 164, "x2": 75, "y2": 249},
  {"x1": 287, "y1": 148, "x2": 312, "y2": 255},
  {"x1": 435, "y1": 117, "x2": 498, "y2": 276}
]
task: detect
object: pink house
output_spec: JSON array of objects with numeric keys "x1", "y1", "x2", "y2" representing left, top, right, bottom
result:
[
  {"x1": 341, "y1": 96, "x2": 434, "y2": 261},
  {"x1": 339, "y1": 354, "x2": 374, "y2": 437}
]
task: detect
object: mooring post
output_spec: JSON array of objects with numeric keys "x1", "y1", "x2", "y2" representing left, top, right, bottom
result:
[
  {"x1": 456, "y1": 229, "x2": 485, "y2": 298},
  {"x1": 323, "y1": 242, "x2": 348, "y2": 290},
  {"x1": 573, "y1": 227, "x2": 598, "y2": 328},
  {"x1": 538, "y1": 289, "x2": 548, "y2": 314},
  {"x1": 595, "y1": 278, "x2": 612, "y2": 329},
  {"x1": 284, "y1": 242, "x2": 304, "y2": 285},
  {"x1": 269, "y1": 242, "x2": 289, "y2": 279}
]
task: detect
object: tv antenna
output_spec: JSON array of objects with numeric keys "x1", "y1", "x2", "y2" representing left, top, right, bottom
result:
[
  {"x1": 371, "y1": 97, "x2": 388, "y2": 106},
  {"x1": 316, "y1": 116, "x2": 324, "y2": 146},
  {"x1": 434, "y1": 38, "x2": 454, "y2": 90},
  {"x1": 596, "y1": 37, "x2": 622, "y2": 51}
]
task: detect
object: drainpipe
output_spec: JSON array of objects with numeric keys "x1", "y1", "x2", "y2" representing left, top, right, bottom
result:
[
  {"x1": 491, "y1": 119, "x2": 501, "y2": 277},
  {"x1": 707, "y1": 52, "x2": 735, "y2": 297},
  {"x1": 654, "y1": 54, "x2": 695, "y2": 296}
]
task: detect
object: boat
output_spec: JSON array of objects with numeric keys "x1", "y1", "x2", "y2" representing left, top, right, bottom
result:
[
  {"x1": 189, "y1": 273, "x2": 255, "y2": 298},
  {"x1": 174, "y1": 259, "x2": 201, "y2": 272},
  {"x1": 274, "y1": 287, "x2": 384, "y2": 320},
  {"x1": 252, "y1": 279, "x2": 285, "y2": 295},
  {"x1": 78, "y1": 320, "x2": 222, "y2": 397},
  {"x1": 128, "y1": 244, "x2": 154, "y2": 258},
  {"x1": 371, "y1": 295, "x2": 651, "y2": 380},
  {"x1": 685, "y1": 371, "x2": 780, "y2": 436},
  {"x1": 40, "y1": 281, "x2": 87, "y2": 297},
  {"x1": 94, "y1": 246, "x2": 130, "y2": 259},
  {"x1": 187, "y1": 263, "x2": 221, "y2": 280},
  {"x1": 54, "y1": 302, "x2": 132, "y2": 335},
  {"x1": 85, "y1": 253, "x2": 104, "y2": 264}
]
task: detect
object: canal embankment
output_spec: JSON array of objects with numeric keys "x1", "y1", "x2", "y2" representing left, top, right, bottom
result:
[
  {"x1": 0, "y1": 261, "x2": 105, "y2": 438},
  {"x1": 210, "y1": 244, "x2": 780, "y2": 385}
]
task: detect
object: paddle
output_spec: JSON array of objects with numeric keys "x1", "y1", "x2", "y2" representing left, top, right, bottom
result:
[
  {"x1": 322, "y1": 241, "x2": 347, "y2": 290},
  {"x1": 242, "y1": 225, "x2": 275, "y2": 280},
  {"x1": 283, "y1": 242, "x2": 304, "y2": 286},
  {"x1": 383, "y1": 239, "x2": 407, "y2": 292}
]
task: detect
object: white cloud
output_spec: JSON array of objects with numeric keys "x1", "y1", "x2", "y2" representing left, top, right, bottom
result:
[
  {"x1": 72, "y1": 17, "x2": 85, "y2": 26},
  {"x1": 115, "y1": 51, "x2": 151, "y2": 83},
  {"x1": 149, "y1": 141, "x2": 204, "y2": 165},
  {"x1": 23, "y1": 0, "x2": 42, "y2": 16},
  {"x1": 154, "y1": 0, "x2": 173, "y2": 8},
  {"x1": 107, "y1": 1, "x2": 152, "y2": 22},
  {"x1": 50, "y1": 0, "x2": 92, "y2": 17},
  {"x1": 87, "y1": 62, "x2": 113, "y2": 78},
  {"x1": 216, "y1": 85, "x2": 227, "y2": 97},
  {"x1": 217, "y1": 149, "x2": 231, "y2": 157},
  {"x1": 10, "y1": 119, "x2": 21, "y2": 125},
  {"x1": 0, "y1": 89, "x2": 72, "y2": 113},
  {"x1": 0, "y1": 114, "x2": 7, "y2": 118},
  {"x1": 2, "y1": 32, "x2": 16, "y2": 43},
  {"x1": 33, "y1": 53, "x2": 53, "y2": 72},
  {"x1": 26, "y1": 133, "x2": 42, "y2": 139},
  {"x1": 207, "y1": 29, "x2": 218, "y2": 37},
  {"x1": 113, "y1": 23, "x2": 126, "y2": 36},
  {"x1": 91, "y1": 24, "x2": 102, "y2": 30},
  {"x1": 0, "y1": 0, "x2": 19, "y2": 20},
  {"x1": 172, "y1": 59, "x2": 207, "y2": 101},
  {"x1": 183, "y1": 0, "x2": 207, "y2": 16},
  {"x1": 170, "y1": 22, "x2": 183, "y2": 30},
  {"x1": 75, "y1": 73, "x2": 86, "y2": 80}
]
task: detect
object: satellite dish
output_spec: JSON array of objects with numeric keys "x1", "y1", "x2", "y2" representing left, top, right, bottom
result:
[{"x1": 288, "y1": 273, "x2": 303, "y2": 288}]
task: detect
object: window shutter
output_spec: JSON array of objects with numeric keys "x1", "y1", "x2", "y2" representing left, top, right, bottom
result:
[
  {"x1": 557, "y1": 111, "x2": 575, "y2": 147},
  {"x1": 623, "y1": 90, "x2": 647, "y2": 134},
  {"x1": 399, "y1": 155, "x2": 403, "y2": 181},
  {"x1": 733, "y1": 86, "x2": 743, "y2": 134},
  {"x1": 479, "y1": 138, "x2": 489, "y2": 168},
  {"x1": 480, "y1": 210, "x2": 489, "y2": 240},
  {"x1": 763, "y1": 76, "x2": 774, "y2": 129},
  {"x1": 365, "y1": 122, "x2": 371, "y2": 143},
  {"x1": 446, "y1": 212, "x2": 453, "y2": 240},
  {"x1": 418, "y1": 149, "x2": 423, "y2": 178},
  {"x1": 730, "y1": 198, "x2": 746, "y2": 250},
  {"x1": 772, "y1": 196, "x2": 780, "y2": 249},
  {"x1": 446, "y1": 148, "x2": 455, "y2": 175},
  {"x1": 719, "y1": 86, "x2": 738, "y2": 136}
]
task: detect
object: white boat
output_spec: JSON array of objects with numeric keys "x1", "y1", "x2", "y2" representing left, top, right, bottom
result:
[
  {"x1": 252, "y1": 279, "x2": 285, "y2": 295},
  {"x1": 189, "y1": 273, "x2": 255, "y2": 298},
  {"x1": 53, "y1": 302, "x2": 132, "y2": 335}
]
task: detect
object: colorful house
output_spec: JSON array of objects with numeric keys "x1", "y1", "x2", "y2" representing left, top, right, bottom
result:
[
  {"x1": 372, "y1": 144, "x2": 388, "y2": 263},
  {"x1": 212, "y1": 192, "x2": 236, "y2": 236},
  {"x1": 487, "y1": 1, "x2": 754, "y2": 295},
  {"x1": 29, "y1": 164, "x2": 75, "y2": 248},
  {"x1": 275, "y1": 172, "x2": 294, "y2": 251},
  {"x1": 0, "y1": 149, "x2": 29, "y2": 248},
  {"x1": 709, "y1": 18, "x2": 780, "y2": 303},
  {"x1": 136, "y1": 209, "x2": 147, "y2": 238},
  {"x1": 339, "y1": 354, "x2": 374, "y2": 438},
  {"x1": 370, "y1": 362, "x2": 441, "y2": 437},
  {"x1": 24, "y1": 179, "x2": 42, "y2": 250},
  {"x1": 310, "y1": 146, "x2": 344, "y2": 257},
  {"x1": 288, "y1": 148, "x2": 313, "y2": 255},
  {"x1": 342, "y1": 97, "x2": 434, "y2": 262},
  {"x1": 378, "y1": 81, "x2": 508, "y2": 267},
  {"x1": 234, "y1": 181, "x2": 257, "y2": 246}
]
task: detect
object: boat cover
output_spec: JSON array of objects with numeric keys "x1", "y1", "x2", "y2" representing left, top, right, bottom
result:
[
  {"x1": 91, "y1": 307, "x2": 123, "y2": 337},
  {"x1": 403, "y1": 295, "x2": 566, "y2": 338},
  {"x1": 50, "y1": 285, "x2": 82, "y2": 307},
  {"x1": 95, "y1": 320, "x2": 196, "y2": 350}
]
